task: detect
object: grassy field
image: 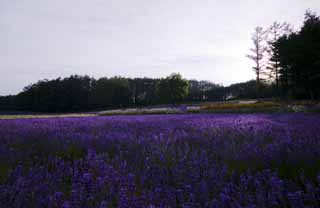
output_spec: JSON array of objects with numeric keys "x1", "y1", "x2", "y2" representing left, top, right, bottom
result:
[
  {"x1": 0, "y1": 113, "x2": 95, "y2": 120},
  {"x1": 99, "y1": 100, "x2": 320, "y2": 116},
  {"x1": 1, "y1": 100, "x2": 319, "y2": 119}
]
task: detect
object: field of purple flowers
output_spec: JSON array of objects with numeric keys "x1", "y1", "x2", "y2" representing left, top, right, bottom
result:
[{"x1": 0, "y1": 113, "x2": 320, "y2": 207}]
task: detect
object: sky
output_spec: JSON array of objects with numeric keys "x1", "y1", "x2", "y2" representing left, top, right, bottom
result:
[{"x1": 1, "y1": 0, "x2": 319, "y2": 95}]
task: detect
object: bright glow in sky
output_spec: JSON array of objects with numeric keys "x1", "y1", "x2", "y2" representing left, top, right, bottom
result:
[{"x1": 1, "y1": 0, "x2": 319, "y2": 95}]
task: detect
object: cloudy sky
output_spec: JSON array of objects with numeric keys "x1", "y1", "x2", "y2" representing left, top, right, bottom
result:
[{"x1": 1, "y1": 0, "x2": 319, "y2": 95}]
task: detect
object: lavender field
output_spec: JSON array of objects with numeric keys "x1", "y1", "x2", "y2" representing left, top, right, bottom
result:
[{"x1": 1, "y1": 114, "x2": 320, "y2": 207}]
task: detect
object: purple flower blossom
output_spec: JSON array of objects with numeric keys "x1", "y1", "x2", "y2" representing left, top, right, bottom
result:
[{"x1": 0, "y1": 113, "x2": 319, "y2": 207}]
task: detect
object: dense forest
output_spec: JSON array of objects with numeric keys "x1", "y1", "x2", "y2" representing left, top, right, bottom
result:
[
  {"x1": 0, "y1": 74, "x2": 276, "y2": 112},
  {"x1": 0, "y1": 10, "x2": 319, "y2": 112}
]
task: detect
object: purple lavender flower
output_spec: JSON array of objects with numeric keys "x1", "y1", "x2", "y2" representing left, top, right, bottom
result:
[{"x1": 0, "y1": 113, "x2": 319, "y2": 207}]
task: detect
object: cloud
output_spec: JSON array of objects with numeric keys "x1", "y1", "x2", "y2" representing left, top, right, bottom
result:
[{"x1": 0, "y1": 0, "x2": 319, "y2": 95}]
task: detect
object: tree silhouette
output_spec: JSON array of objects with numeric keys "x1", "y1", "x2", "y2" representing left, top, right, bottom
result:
[
  {"x1": 157, "y1": 73, "x2": 189, "y2": 104},
  {"x1": 270, "y1": 10, "x2": 320, "y2": 99},
  {"x1": 247, "y1": 26, "x2": 268, "y2": 95},
  {"x1": 266, "y1": 22, "x2": 292, "y2": 91}
]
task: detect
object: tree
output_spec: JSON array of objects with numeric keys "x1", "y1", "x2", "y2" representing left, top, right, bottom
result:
[
  {"x1": 91, "y1": 77, "x2": 131, "y2": 109},
  {"x1": 187, "y1": 80, "x2": 222, "y2": 102},
  {"x1": 271, "y1": 10, "x2": 320, "y2": 99},
  {"x1": 299, "y1": 10, "x2": 320, "y2": 99},
  {"x1": 157, "y1": 73, "x2": 189, "y2": 104},
  {"x1": 129, "y1": 78, "x2": 159, "y2": 106},
  {"x1": 266, "y1": 22, "x2": 292, "y2": 91},
  {"x1": 247, "y1": 26, "x2": 267, "y2": 95}
]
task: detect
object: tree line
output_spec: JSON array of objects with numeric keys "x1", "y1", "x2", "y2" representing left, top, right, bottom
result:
[
  {"x1": 247, "y1": 10, "x2": 320, "y2": 99},
  {"x1": 0, "y1": 73, "x2": 276, "y2": 112}
]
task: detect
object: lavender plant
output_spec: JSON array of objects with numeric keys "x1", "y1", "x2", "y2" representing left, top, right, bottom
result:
[{"x1": 0, "y1": 114, "x2": 320, "y2": 207}]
